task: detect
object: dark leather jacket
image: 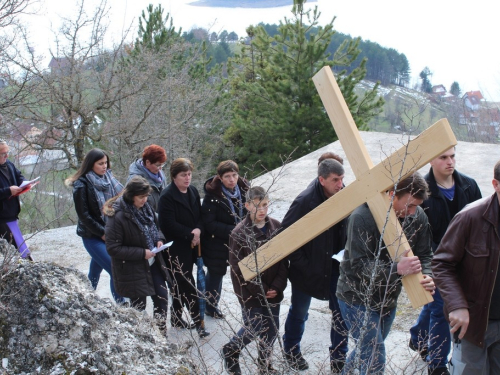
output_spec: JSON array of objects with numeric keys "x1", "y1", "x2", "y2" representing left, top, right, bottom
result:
[
  {"x1": 423, "y1": 168, "x2": 481, "y2": 250},
  {"x1": 433, "y1": 194, "x2": 500, "y2": 348},
  {"x1": 72, "y1": 177, "x2": 105, "y2": 239}
]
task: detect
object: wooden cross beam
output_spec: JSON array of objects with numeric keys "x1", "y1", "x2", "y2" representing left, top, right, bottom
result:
[{"x1": 238, "y1": 66, "x2": 457, "y2": 308}]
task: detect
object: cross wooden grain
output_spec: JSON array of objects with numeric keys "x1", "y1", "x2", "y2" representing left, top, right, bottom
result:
[{"x1": 238, "y1": 66, "x2": 457, "y2": 308}]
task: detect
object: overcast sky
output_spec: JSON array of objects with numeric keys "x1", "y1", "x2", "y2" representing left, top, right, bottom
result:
[{"x1": 27, "y1": 0, "x2": 500, "y2": 101}]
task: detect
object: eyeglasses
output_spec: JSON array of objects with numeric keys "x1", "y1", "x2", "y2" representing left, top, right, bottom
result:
[
  {"x1": 154, "y1": 163, "x2": 165, "y2": 169},
  {"x1": 0, "y1": 152, "x2": 8, "y2": 157}
]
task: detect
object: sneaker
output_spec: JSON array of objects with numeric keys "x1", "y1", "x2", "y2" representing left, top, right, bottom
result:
[
  {"x1": 284, "y1": 352, "x2": 309, "y2": 371},
  {"x1": 409, "y1": 339, "x2": 428, "y2": 361},
  {"x1": 206, "y1": 309, "x2": 225, "y2": 319},
  {"x1": 428, "y1": 367, "x2": 450, "y2": 375},
  {"x1": 222, "y1": 344, "x2": 241, "y2": 375}
]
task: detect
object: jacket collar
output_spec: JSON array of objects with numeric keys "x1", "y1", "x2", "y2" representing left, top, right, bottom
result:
[
  {"x1": 204, "y1": 175, "x2": 249, "y2": 199},
  {"x1": 170, "y1": 182, "x2": 196, "y2": 212},
  {"x1": 427, "y1": 167, "x2": 469, "y2": 196},
  {"x1": 483, "y1": 193, "x2": 500, "y2": 227}
]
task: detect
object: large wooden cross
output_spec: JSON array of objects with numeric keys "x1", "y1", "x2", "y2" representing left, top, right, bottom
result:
[{"x1": 238, "y1": 66, "x2": 457, "y2": 308}]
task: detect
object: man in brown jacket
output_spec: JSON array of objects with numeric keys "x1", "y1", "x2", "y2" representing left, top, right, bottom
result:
[
  {"x1": 432, "y1": 161, "x2": 500, "y2": 374},
  {"x1": 222, "y1": 186, "x2": 288, "y2": 375}
]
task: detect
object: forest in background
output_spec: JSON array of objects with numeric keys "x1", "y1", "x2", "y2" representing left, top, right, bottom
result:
[{"x1": 0, "y1": 0, "x2": 496, "y2": 234}]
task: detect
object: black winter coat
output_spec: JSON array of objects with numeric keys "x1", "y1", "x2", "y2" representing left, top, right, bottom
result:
[
  {"x1": 229, "y1": 214, "x2": 288, "y2": 308},
  {"x1": 281, "y1": 178, "x2": 347, "y2": 300},
  {"x1": 105, "y1": 197, "x2": 167, "y2": 299},
  {"x1": 158, "y1": 183, "x2": 204, "y2": 275},
  {"x1": 0, "y1": 160, "x2": 24, "y2": 221},
  {"x1": 201, "y1": 175, "x2": 249, "y2": 275},
  {"x1": 423, "y1": 168, "x2": 481, "y2": 250},
  {"x1": 72, "y1": 176, "x2": 106, "y2": 239}
]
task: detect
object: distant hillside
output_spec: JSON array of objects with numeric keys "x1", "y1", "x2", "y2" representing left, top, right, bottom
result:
[{"x1": 189, "y1": 0, "x2": 316, "y2": 8}]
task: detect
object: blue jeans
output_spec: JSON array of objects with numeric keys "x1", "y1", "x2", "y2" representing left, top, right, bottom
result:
[
  {"x1": 205, "y1": 269, "x2": 223, "y2": 314},
  {"x1": 339, "y1": 300, "x2": 396, "y2": 375},
  {"x1": 230, "y1": 304, "x2": 280, "y2": 359},
  {"x1": 410, "y1": 288, "x2": 450, "y2": 369},
  {"x1": 82, "y1": 237, "x2": 124, "y2": 304},
  {"x1": 283, "y1": 284, "x2": 348, "y2": 362}
]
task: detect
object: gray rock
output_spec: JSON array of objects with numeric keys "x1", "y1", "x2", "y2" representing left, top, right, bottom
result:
[{"x1": 0, "y1": 246, "x2": 194, "y2": 374}]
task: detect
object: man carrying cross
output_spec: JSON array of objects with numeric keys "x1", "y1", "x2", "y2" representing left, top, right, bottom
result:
[
  {"x1": 337, "y1": 173, "x2": 436, "y2": 374},
  {"x1": 282, "y1": 158, "x2": 348, "y2": 372}
]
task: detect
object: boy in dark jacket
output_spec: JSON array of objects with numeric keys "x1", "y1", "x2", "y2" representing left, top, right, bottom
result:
[{"x1": 222, "y1": 186, "x2": 288, "y2": 375}]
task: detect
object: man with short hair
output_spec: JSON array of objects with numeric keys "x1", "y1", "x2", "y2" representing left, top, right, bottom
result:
[
  {"x1": 0, "y1": 140, "x2": 26, "y2": 254},
  {"x1": 409, "y1": 147, "x2": 481, "y2": 375},
  {"x1": 337, "y1": 173, "x2": 435, "y2": 374},
  {"x1": 432, "y1": 161, "x2": 500, "y2": 374},
  {"x1": 282, "y1": 158, "x2": 348, "y2": 372}
]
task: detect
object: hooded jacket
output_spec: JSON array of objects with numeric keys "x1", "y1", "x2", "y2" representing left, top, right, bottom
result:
[
  {"x1": 127, "y1": 159, "x2": 168, "y2": 212},
  {"x1": 104, "y1": 197, "x2": 167, "y2": 299},
  {"x1": 201, "y1": 175, "x2": 249, "y2": 275}
]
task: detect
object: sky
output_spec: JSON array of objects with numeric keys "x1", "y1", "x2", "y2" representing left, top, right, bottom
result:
[{"x1": 25, "y1": 0, "x2": 500, "y2": 101}]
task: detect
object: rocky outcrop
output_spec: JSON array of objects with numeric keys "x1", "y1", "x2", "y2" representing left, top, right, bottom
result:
[{"x1": 0, "y1": 241, "x2": 194, "y2": 374}]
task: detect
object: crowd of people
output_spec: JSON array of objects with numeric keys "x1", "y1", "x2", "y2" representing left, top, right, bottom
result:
[{"x1": 1, "y1": 138, "x2": 499, "y2": 375}]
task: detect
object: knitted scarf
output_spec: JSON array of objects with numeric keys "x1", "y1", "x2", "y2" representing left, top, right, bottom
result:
[
  {"x1": 86, "y1": 170, "x2": 123, "y2": 222},
  {"x1": 127, "y1": 201, "x2": 159, "y2": 251},
  {"x1": 221, "y1": 183, "x2": 243, "y2": 224},
  {"x1": 138, "y1": 160, "x2": 164, "y2": 185}
]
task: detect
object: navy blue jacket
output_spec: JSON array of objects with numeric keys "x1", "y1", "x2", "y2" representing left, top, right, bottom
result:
[{"x1": 281, "y1": 178, "x2": 346, "y2": 300}]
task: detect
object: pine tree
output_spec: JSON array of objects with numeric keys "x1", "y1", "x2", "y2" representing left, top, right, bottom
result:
[
  {"x1": 134, "y1": 4, "x2": 181, "y2": 53},
  {"x1": 419, "y1": 67, "x2": 433, "y2": 93},
  {"x1": 225, "y1": 0, "x2": 384, "y2": 174},
  {"x1": 450, "y1": 81, "x2": 461, "y2": 97}
]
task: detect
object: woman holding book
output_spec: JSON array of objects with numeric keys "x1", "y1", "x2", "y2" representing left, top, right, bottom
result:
[{"x1": 104, "y1": 176, "x2": 170, "y2": 333}]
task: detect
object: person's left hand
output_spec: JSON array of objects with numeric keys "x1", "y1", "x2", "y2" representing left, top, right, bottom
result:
[
  {"x1": 157, "y1": 241, "x2": 163, "y2": 248},
  {"x1": 420, "y1": 274, "x2": 436, "y2": 295},
  {"x1": 191, "y1": 228, "x2": 201, "y2": 246}
]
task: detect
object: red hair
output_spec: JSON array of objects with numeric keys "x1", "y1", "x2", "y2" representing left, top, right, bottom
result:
[{"x1": 142, "y1": 144, "x2": 167, "y2": 164}]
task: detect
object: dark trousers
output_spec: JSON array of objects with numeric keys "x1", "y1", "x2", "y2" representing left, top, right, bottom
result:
[
  {"x1": 205, "y1": 268, "x2": 223, "y2": 313},
  {"x1": 169, "y1": 267, "x2": 201, "y2": 325},
  {"x1": 0, "y1": 221, "x2": 15, "y2": 246},
  {"x1": 130, "y1": 261, "x2": 169, "y2": 317},
  {"x1": 230, "y1": 304, "x2": 280, "y2": 360}
]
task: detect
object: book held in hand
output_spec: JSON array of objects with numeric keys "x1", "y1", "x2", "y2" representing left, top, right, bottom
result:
[{"x1": 11, "y1": 176, "x2": 40, "y2": 198}]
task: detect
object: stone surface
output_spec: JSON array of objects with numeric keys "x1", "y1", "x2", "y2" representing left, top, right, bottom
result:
[{"x1": 0, "y1": 240, "x2": 194, "y2": 375}]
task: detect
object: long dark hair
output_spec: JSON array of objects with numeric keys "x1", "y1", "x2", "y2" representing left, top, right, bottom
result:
[{"x1": 65, "y1": 148, "x2": 110, "y2": 186}]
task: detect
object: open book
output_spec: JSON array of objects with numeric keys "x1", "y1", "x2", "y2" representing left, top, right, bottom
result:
[{"x1": 10, "y1": 176, "x2": 40, "y2": 198}]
